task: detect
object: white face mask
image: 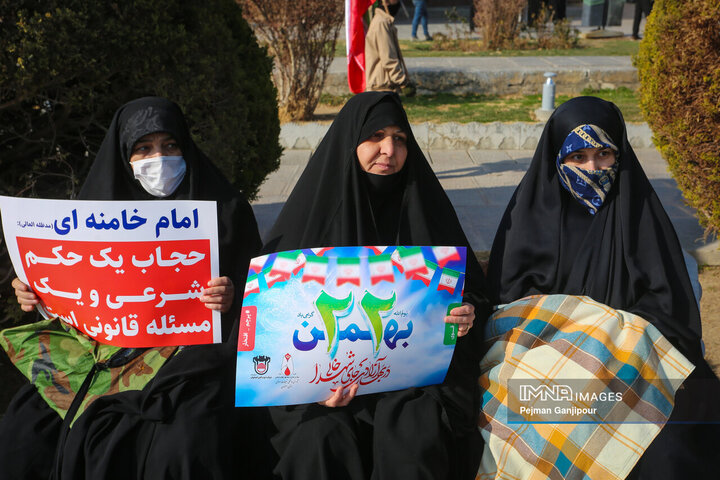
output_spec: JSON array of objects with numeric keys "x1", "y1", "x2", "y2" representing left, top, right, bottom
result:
[{"x1": 131, "y1": 156, "x2": 186, "y2": 197}]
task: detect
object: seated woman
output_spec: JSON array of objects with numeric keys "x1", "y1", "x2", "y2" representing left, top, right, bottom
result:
[
  {"x1": 0, "y1": 97, "x2": 262, "y2": 479},
  {"x1": 263, "y1": 91, "x2": 490, "y2": 479},
  {"x1": 483, "y1": 96, "x2": 720, "y2": 479}
]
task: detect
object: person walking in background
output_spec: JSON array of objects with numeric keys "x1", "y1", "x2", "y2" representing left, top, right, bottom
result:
[
  {"x1": 411, "y1": 0, "x2": 431, "y2": 41},
  {"x1": 366, "y1": 0, "x2": 416, "y2": 96},
  {"x1": 632, "y1": 0, "x2": 654, "y2": 39}
]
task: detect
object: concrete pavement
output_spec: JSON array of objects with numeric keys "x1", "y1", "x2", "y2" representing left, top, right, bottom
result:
[
  {"x1": 251, "y1": 148, "x2": 720, "y2": 265},
  {"x1": 389, "y1": 3, "x2": 647, "y2": 41},
  {"x1": 324, "y1": 3, "x2": 646, "y2": 96}
]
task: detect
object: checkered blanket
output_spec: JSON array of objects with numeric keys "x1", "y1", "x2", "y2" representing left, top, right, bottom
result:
[{"x1": 477, "y1": 295, "x2": 694, "y2": 480}]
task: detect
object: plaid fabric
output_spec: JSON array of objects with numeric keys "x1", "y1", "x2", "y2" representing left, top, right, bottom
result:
[{"x1": 478, "y1": 295, "x2": 694, "y2": 480}]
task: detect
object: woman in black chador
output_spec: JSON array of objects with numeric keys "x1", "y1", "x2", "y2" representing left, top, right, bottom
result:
[
  {"x1": 1, "y1": 97, "x2": 263, "y2": 479},
  {"x1": 264, "y1": 91, "x2": 490, "y2": 479},
  {"x1": 488, "y1": 96, "x2": 720, "y2": 478}
]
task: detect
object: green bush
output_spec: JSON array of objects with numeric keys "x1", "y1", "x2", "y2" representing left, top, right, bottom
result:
[
  {"x1": 634, "y1": 0, "x2": 720, "y2": 236},
  {"x1": 0, "y1": 0, "x2": 282, "y2": 327},
  {"x1": 0, "y1": 0, "x2": 281, "y2": 200}
]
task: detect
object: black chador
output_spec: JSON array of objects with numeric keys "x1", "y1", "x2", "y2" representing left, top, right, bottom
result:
[
  {"x1": 488, "y1": 96, "x2": 720, "y2": 479},
  {"x1": 264, "y1": 91, "x2": 491, "y2": 480}
]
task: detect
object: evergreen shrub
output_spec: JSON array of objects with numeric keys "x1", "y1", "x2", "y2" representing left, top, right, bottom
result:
[
  {"x1": 634, "y1": 0, "x2": 720, "y2": 236},
  {"x1": 0, "y1": 0, "x2": 281, "y2": 201},
  {"x1": 0, "y1": 0, "x2": 282, "y2": 326}
]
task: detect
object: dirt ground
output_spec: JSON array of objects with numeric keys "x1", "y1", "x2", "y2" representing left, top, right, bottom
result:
[
  {"x1": 2, "y1": 267, "x2": 720, "y2": 415},
  {"x1": 699, "y1": 266, "x2": 720, "y2": 377}
]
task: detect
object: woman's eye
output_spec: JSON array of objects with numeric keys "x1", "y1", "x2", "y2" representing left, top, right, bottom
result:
[
  {"x1": 394, "y1": 135, "x2": 407, "y2": 143},
  {"x1": 133, "y1": 145, "x2": 149, "y2": 153}
]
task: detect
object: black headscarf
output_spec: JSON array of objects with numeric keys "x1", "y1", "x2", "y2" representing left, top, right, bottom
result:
[
  {"x1": 265, "y1": 93, "x2": 483, "y2": 282},
  {"x1": 264, "y1": 92, "x2": 489, "y2": 479},
  {"x1": 80, "y1": 97, "x2": 261, "y2": 310},
  {"x1": 488, "y1": 96, "x2": 703, "y2": 364}
]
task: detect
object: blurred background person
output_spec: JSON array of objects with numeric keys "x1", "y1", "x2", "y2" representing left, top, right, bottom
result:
[{"x1": 366, "y1": 0, "x2": 416, "y2": 96}]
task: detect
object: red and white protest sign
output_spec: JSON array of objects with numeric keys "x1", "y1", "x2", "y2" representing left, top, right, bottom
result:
[{"x1": 0, "y1": 196, "x2": 221, "y2": 347}]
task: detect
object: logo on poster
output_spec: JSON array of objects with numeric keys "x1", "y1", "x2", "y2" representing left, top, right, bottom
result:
[
  {"x1": 281, "y1": 353, "x2": 294, "y2": 376},
  {"x1": 253, "y1": 355, "x2": 271, "y2": 375}
]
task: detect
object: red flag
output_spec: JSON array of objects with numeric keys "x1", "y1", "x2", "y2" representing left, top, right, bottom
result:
[{"x1": 346, "y1": 0, "x2": 375, "y2": 93}]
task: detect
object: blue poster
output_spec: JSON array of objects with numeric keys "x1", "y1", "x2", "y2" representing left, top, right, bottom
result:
[{"x1": 235, "y1": 246, "x2": 467, "y2": 407}]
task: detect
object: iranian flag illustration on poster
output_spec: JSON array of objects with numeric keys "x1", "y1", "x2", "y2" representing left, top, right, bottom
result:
[
  {"x1": 236, "y1": 245, "x2": 468, "y2": 407},
  {"x1": 264, "y1": 270, "x2": 287, "y2": 289},
  {"x1": 437, "y1": 268, "x2": 461, "y2": 294},
  {"x1": 432, "y1": 247, "x2": 461, "y2": 268},
  {"x1": 412, "y1": 260, "x2": 437, "y2": 287},
  {"x1": 270, "y1": 251, "x2": 300, "y2": 280},
  {"x1": 302, "y1": 256, "x2": 329, "y2": 284},
  {"x1": 368, "y1": 254, "x2": 394, "y2": 284},
  {"x1": 249, "y1": 254, "x2": 269, "y2": 274},
  {"x1": 337, "y1": 257, "x2": 361, "y2": 286},
  {"x1": 399, "y1": 247, "x2": 427, "y2": 278},
  {"x1": 244, "y1": 274, "x2": 261, "y2": 299},
  {"x1": 391, "y1": 249, "x2": 404, "y2": 273}
]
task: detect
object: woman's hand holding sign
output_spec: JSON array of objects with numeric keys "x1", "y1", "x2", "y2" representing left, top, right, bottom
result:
[
  {"x1": 445, "y1": 302, "x2": 475, "y2": 337},
  {"x1": 200, "y1": 276, "x2": 234, "y2": 313}
]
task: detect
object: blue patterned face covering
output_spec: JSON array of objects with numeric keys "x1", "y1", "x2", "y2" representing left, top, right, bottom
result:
[{"x1": 556, "y1": 124, "x2": 619, "y2": 215}]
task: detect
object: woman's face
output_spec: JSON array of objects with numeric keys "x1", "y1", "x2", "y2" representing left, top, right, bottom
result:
[
  {"x1": 129, "y1": 132, "x2": 182, "y2": 163},
  {"x1": 356, "y1": 126, "x2": 408, "y2": 175},
  {"x1": 562, "y1": 147, "x2": 616, "y2": 170}
]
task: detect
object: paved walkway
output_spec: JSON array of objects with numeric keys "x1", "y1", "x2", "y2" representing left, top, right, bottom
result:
[
  {"x1": 326, "y1": 4, "x2": 643, "y2": 96},
  {"x1": 391, "y1": 2, "x2": 645, "y2": 40},
  {"x1": 252, "y1": 148, "x2": 719, "y2": 265}
]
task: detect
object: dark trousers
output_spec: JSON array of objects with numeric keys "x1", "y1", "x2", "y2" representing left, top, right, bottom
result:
[
  {"x1": 528, "y1": 0, "x2": 566, "y2": 23},
  {"x1": 633, "y1": 0, "x2": 653, "y2": 37}
]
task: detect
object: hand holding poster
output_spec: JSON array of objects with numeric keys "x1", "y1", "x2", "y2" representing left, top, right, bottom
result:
[
  {"x1": 0, "y1": 196, "x2": 221, "y2": 347},
  {"x1": 236, "y1": 246, "x2": 466, "y2": 407}
]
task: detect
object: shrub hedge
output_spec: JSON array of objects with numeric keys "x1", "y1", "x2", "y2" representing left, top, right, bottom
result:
[
  {"x1": 635, "y1": 0, "x2": 720, "y2": 237},
  {"x1": 0, "y1": 0, "x2": 282, "y2": 326},
  {"x1": 0, "y1": 0, "x2": 281, "y2": 201}
]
